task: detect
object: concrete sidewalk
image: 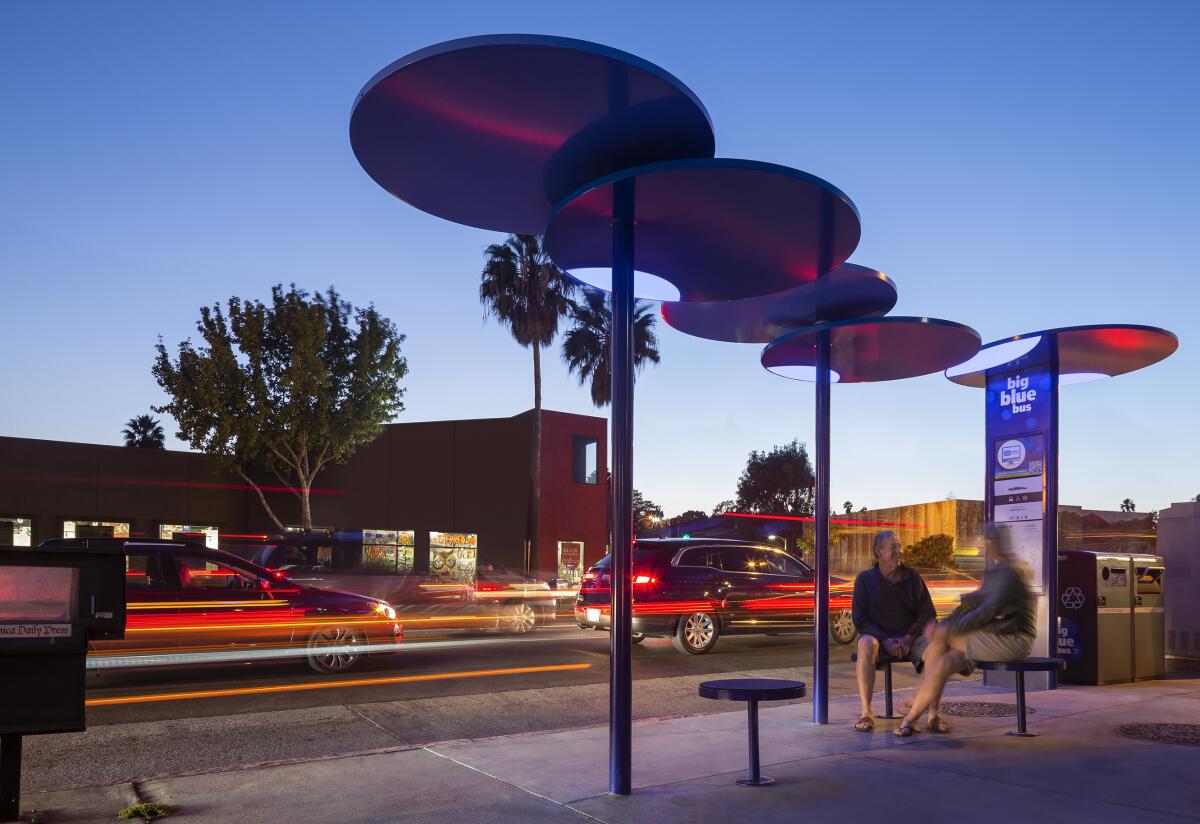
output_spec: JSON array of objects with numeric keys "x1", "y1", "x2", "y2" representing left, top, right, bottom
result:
[{"x1": 19, "y1": 675, "x2": 1200, "y2": 823}]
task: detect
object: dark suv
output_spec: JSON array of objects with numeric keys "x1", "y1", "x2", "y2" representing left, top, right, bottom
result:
[{"x1": 575, "y1": 538, "x2": 856, "y2": 654}]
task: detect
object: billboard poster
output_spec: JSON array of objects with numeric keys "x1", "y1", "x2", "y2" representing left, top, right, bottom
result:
[{"x1": 558, "y1": 541, "x2": 584, "y2": 585}]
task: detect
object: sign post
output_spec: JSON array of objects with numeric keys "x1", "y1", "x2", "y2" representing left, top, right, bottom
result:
[{"x1": 983, "y1": 339, "x2": 1058, "y2": 689}]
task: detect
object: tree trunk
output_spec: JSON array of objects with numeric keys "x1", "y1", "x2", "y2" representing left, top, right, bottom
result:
[
  {"x1": 529, "y1": 343, "x2": 543, "y2": 578},
  {"x1": 237, "y1": 469, "x2": 286, "y2": 532},
  {"x1": 300, "y1": 477, "x2": 313, "y2": 531}
]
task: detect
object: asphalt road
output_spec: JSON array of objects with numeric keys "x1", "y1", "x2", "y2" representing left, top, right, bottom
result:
[
  {"x1": 24, "y1": 626, "x2": 916, "y2": 793},
  {"x1": 84, "y1": 625, "x2": 836, "y2": 725}
]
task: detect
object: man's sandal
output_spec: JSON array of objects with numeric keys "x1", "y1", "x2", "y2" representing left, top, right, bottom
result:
[
  {"x1": 893, "y1": 721, "x2": 918, "y2": 737},
  {"x1": 854, "y1": 716, "x2": 875, "y2": 732},
  {"x1": 926, "y1": 717, "x2": 953, "y2": 734}
]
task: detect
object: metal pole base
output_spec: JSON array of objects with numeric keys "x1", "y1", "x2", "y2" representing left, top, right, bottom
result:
[
  {"x1": 737, "y1": 776, "x2": 776, "y2": 787},
  {"x1": 0, "y1": 733, "x2": 22, "y2": 823},
  {"x1": 879, "y1": 666, "x2": 900, "y2": 718},
  {"x1": 1006, "y1": 731, "x2": 1039, "y2": 738}
]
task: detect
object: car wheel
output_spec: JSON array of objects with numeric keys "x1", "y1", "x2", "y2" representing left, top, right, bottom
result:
[
  {"x1": 672, "y1": 612, "x2": 719, "y2": 655},
  {"x1": 829, "y1": 608, "x2": 857, "y2": 645},
  {"x1": 307, "y1": 624, "x2": 364, "y2": 673},
  {"x1": 631, "y1": 632, "x2": 646, "y2": 645},
  {"x1": 500, "y1": 602, "x2": 538, "y2": 634}
]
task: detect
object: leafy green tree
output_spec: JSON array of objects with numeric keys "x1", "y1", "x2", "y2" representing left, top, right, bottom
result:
[
  {"x1": 480, "y1": 234, "x2": 576, "y2": 573},
  {"x1": 711, "y1": 499, "x2": 737, "y2": 517},
  {"x1": 1120, "y1": 498, "x2": 1136, "y2": 512},
  {"x1": 153, "y1": 285, "x2": 407, "y2": 531},
  {"x1": 667, "y1": 510, "x2": 709, "y2": 527},
  {"x1": 122, "y1": 414, "x2": 165, "y2": 449},
  {"x1": 633, "y1": 489, "x2": 664, "y2": 532},
  {"x1": 561, "y1": 288, "x2": 660, "y2": 407},
  {"x1": 901, "y1": 534, "x2": 956, "y2": 570},
  {"x1": 735, "y1": 439, "x2": 815, "y2": 516}
]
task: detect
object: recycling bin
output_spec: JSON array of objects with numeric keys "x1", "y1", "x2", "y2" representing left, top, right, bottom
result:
[
  {"x1": 1131, "y1": 554, "x2": 1165, "y2": 681},
  {"x1": 1057, "y1": 550, "x2": 1134, "y2": 685}
]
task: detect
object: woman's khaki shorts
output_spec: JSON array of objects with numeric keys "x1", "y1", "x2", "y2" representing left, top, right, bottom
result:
[{"x1": 961, "y1": 631, "x2": 1033, "y2": 675}]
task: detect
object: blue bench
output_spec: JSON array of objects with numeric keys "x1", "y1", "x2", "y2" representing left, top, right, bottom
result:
[
  {"x1": 975, "y1": 657, "x2": 1065, "y2": 736},
  {"x1": 698, "y1": 678, "x2": 806, "y2": 787}
]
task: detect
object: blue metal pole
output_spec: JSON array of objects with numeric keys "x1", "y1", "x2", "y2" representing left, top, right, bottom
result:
[
  {"x1": 609, "y1": 176, "x2": 636, "y2": 795},
  {"x1": 1045, "y1": 340, "x2": 1060, "y2": 690},
  {"x1": 813, "y1": 329, "x2": 831, "y2": 724}
]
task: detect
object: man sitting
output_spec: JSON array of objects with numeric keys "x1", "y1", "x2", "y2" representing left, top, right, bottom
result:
[{"x1": 851, "y1": 531, "x2": 938, "y2": 732}]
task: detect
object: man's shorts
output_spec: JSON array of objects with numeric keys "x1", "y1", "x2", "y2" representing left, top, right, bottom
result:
[
  {"x1": 871, "y1": 634, "x2": 929, "y2": 672},
  {"x1": 902, "y1": 634, "x2": 930, "y2": 672},
  {"x1": 961, "y1": 631, "x2": 1033, "y2": 675}
]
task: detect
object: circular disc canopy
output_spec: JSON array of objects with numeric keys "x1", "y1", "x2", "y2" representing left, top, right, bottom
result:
[
  {"x1": 544, "y1": 158, "x2": 861, "y2": 302},
  {"x1": 660, "y1": 264, "x2": 896, "y2": 344},
  {"x1": 350, "y1": 34, "x2": 715, "y2": 234},
  {"x1": 762, "y1": 316, "x2": 981, "y2": 384},
  {"x1": 945, "y1": 324, "x2": 1178, "y2": 388}
]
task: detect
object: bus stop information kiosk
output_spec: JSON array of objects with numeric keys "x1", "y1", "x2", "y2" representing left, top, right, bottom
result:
[
  {"x1": 0, "y1": 548, "x2": 125, "y2": 821},
  {"x1": 946, "y1": 325, "x2": 1177, "y2": 691}
]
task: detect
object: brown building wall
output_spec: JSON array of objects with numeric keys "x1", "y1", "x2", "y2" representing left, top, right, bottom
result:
[{"x1": 0, "y1": 409, "x2": 608, "y2": 581}]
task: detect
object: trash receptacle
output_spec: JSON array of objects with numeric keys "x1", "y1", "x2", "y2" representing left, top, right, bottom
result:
[
  {"x1": 1057, "y1": 550, "x2": 1134, "y2": 685},
  {"x1": 1131, "y1": 554, "x2": 1165, "y2": 681}
]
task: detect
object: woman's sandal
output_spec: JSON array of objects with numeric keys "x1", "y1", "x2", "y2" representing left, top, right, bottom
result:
[
  {"x1": 893, "y1": 720, "x2": 919, "y2": 737},
  {"x1": 927, "y1": 717, "x2": 953, "y2": 734},
  {"x1": 854, "y1": 716, "x2": 875, "y2": 732}
]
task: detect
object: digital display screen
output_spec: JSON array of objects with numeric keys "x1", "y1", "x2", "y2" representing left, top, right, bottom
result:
[{"x1": 993, "y1": 434, "x2": 1046, "y2": 479}]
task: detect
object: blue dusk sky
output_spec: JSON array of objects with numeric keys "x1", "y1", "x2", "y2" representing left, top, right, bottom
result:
[{"x1": 1, "y1": 2, "x2": 1196, "y2": 517}]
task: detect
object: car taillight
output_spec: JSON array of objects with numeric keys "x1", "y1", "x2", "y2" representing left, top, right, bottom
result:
[
  {"x1": 475, "y1": 581, "x2": 504, "y2": 592},
  {"x1": 633, "y1": 572, "x2": 657, "y2": 586},
  {"x1": 583, "y1": 571, "x2": 596, "y2": 580}
]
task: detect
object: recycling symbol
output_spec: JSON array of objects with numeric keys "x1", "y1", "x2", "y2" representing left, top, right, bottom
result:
[{"x1": 1061, "y1": 586, "x2": 1085, "y2": 610}]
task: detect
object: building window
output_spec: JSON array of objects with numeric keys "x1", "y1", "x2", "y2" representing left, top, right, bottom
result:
[
  {"x1": 429, "y1": 532, "x2": 478, "y2": 582},
  {"x1": 362, "y1": 529, "x2": 415, "y2": 573},
  {"x1": 572, "y1": 436, "x2": 599, "y2": 484},
  {"x1": 159, "y1": 524, "x2": 219, "y2": 549},
  {"x1": 63, "y1": 520, "x2": 129, "y2": 540},
  {"x1": 0, "y1": 517, "x2": 32, "y2": 547}
]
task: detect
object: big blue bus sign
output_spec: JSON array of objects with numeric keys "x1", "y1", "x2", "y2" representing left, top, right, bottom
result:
[{"x1": 982, "y1": 338, "x2": 1058, "y2": 688}]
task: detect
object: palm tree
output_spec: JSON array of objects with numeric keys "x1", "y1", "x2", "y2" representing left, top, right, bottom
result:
[
  {"x1": 122, "y1": 414, "x2": 165, "y2": 449},
  {"x1": 561, "y1": 288, "x2": 661, "y2": 407},
  {"x1": 1120, "y1": 498, "x2": 1136, "y2": 512},
  {"x1": 479, "y1": 234, "x2": 577, "y2": 574}
]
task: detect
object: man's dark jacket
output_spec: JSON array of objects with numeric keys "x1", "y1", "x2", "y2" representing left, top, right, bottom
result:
[{"x1": 851, "y1": 564, "x2": 936, "y2": 642}]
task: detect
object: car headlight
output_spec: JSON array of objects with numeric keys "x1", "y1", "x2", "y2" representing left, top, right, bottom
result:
[{"x1": 373, "y1": 602, "x2": 397, "y2": 620}]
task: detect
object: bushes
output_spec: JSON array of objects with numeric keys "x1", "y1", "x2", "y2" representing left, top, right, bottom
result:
[{"x1": 901, "y1": 534, "x2": 955, "y2": 570}]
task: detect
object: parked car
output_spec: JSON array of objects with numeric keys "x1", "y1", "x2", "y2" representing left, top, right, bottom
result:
[
  {"x1": 575, "y1": 538, "x2": 856, "y2": 654},
  {"x1": 39, "y1": 538, "x2": 402, "y2": 673},
  {"x1": 225, "y1": 531, "x2": 556, "y2": 633}
]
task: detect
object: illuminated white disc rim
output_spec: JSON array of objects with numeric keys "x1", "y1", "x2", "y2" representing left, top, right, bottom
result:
[
  {"x1": 566, "y1": 268, "x2": 682, "y2": 302},
  {"x1": 764, "y1": 364, "x2": 843, "y2": 383},
  {"x1": 945, "y1": 336, "x2": 1042, "y2": 378}
]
